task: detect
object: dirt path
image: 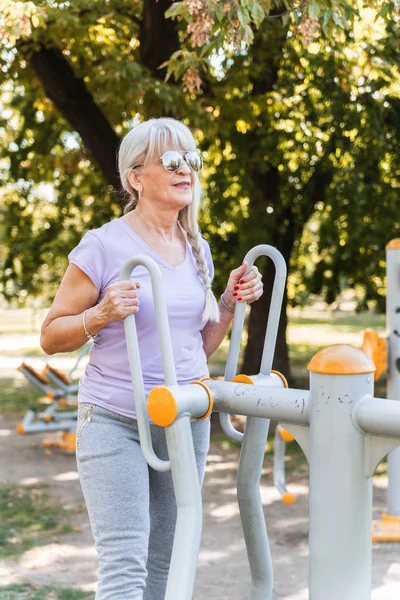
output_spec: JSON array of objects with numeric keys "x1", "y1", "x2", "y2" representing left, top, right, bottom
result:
[{"x1": 0, "y1": 414, "x2": 399, "y2": 599}]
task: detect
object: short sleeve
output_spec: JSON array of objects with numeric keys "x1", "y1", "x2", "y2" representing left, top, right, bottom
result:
[
  {"x1": 68, "y1": 231, "x2": 108, "y2": 291},
  {"x1": 202, "y1": 238, "x2": 214, "y2": 281}
]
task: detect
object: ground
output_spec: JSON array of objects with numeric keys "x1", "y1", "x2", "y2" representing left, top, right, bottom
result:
[{"x1": 1, "y1": 413, "x2": 399, "y2": 599}]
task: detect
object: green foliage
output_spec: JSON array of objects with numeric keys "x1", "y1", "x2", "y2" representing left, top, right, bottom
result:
[
  {"x1": 0, "y1": 483, "x2": 78, "y2": 558},
  {"x1": 198, "y1": 6, "x2": 400, "y2": 309},
  {"x1": 0, "y1": 0, "x2": 399, "y2": 323},
  {"x1": 0, "y1": 0, "x2": 207, "y2": 303}
]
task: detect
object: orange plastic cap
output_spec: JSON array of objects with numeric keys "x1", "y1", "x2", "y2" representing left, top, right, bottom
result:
[
  {"x1": 282, "y1": 492, "x2": 296, "y2": 505},
  {"x1": 147, "y1": 387, "x2": 178, "y2": 427},
  {"x1": 308, "y1": 344, "x2": 375, "y2": 375},
  {"x1": 386, "y1": 239, "x2": 400, "y2": 250},
  {"x1": 232, "y1": 374, "x2": 254, "y2": 384},
  {"x1": 279, "y1": 427, "x2": 295, "y2": 442}
]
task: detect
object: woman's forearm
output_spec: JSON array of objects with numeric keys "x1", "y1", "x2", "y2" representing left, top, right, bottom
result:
[
  {"x1": 40, "y1": 305, "x2": 108, "y2": 355},
  {"x1": 202, "y1": 294, "x2": 235, "y2": 359}
]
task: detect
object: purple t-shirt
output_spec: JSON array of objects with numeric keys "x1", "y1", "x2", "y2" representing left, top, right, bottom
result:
[{"x1": 68, "y1": 218, "x2": 213, "y2": 419}]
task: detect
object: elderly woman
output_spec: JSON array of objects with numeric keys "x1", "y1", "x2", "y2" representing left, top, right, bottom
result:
[{"x1": 40, "y1": 117, "x2": 263, "y2": 600}]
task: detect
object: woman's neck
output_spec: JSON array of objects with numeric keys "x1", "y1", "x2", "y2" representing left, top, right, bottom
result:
[{"x1": 125, "y1": 206, "x2": 181, "y2": 243}]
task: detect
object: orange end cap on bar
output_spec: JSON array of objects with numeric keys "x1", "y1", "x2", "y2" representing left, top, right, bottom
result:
[
  {"x1": 308, "y1": 344, "x2": 375, "y2": 375},
  {"x1": 147, "y1": 386, "x2": 178, "y2": 427}
]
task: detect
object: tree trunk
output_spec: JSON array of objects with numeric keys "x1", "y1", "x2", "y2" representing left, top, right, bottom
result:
[
  {"x1": 30, "y1": 45, "x2": 121, "y2": 190},
  {"x1": 140, "y1": 0, "x2": 179, "y2": 79}
]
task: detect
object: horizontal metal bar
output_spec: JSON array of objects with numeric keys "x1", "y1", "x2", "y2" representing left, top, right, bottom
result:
[
  {"x1": 209, "y1": 381, "x2": 310, "y2": 424},
  {"x1": 169, "y1": 381, "x2": 310, "y2": 425},
  {"x1": 354, "y1": 395, "x2": 400, "y2": 439}
]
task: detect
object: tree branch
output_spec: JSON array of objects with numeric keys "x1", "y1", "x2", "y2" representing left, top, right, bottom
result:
[{"x1": 29, "y1": 44, "x2": 121, "y2": 190}]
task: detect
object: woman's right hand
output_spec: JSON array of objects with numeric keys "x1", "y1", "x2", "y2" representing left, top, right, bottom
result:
[{"x1": 98, "y1": 280, "x2": 141, "y2": 324}]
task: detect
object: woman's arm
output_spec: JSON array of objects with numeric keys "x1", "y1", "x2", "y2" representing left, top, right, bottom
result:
[
  {"x1": 202, "y1": 262, "x2": 263, "y2": 358},
  {"x1": 40, "y1": 264, "x2": 139, "y2": 355}
]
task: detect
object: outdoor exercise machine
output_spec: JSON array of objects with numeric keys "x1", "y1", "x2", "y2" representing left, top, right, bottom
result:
[
  {"x1": 121, "y1": 246, "x2": 400, "y2": 600},
  {"x1": 361, "y1": 238, "x2": 400, "y2": 541},
  {"x1": 15, "y1": 344, "x2": 91, "y2": 451}
]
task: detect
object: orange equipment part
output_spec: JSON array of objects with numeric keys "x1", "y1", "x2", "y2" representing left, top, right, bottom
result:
[{"x1": 362, "y1": 329, "x2": 388, "y2": 382}]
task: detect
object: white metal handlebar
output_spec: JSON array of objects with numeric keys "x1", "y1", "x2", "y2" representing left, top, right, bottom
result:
[
  {"x1": 220, "y1": 245, "x2": 287, "y2": 443},
  {"x1": 120, "y1": 255, "x2": 177, "y2": 472}
]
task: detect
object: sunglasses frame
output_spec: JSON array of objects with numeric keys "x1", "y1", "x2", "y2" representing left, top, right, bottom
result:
[{"x1": 160, "y1": 150, "x2": 203, "y2": 173}]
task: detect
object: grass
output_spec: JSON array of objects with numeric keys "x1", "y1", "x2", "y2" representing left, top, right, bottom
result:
[
  {"x1": 0, "y1": 308, "x2": 48, "y2": 335},
  {"x1": 0, "y1": 584, "x2": 94, "y2": 600},
  {"x1": 0, "y1": 483, "x2": 79, "y2": 559},
  {"x1": 0, "y1": 377, "x2": 52, "y2": 415}
]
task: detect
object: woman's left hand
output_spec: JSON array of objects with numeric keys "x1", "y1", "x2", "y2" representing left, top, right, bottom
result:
[{"x1": 222, "y1": 261, "x2": 263, "y2": 309}]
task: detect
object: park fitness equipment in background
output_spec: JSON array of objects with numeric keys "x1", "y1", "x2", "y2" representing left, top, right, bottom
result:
[
  {"x1": 361, "y1": 238, "x2": 400, "y2": 542},
  {"x1": 121, "y1": 247, "x2": 400, "y2": 600},
  {"x1": 15, "y1": 343, "x2": 91, "y2": 452}
]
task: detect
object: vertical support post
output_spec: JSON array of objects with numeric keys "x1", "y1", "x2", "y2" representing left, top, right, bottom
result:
[
  {"x1": 386, "y1": 240, "x2": 400, "y2": 517},
  {"x1": 237, "y1": 417, "x2": 273, "y2": 600},
  {"x1": 164, "y1": 415, "x2": 203, "y2": 600},
  {"x1": 308, "y1": 345, "x2": 375, "y2": 600}
]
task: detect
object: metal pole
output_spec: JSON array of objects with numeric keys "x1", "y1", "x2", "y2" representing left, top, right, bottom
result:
[
  {"x1": 308, "y1": 347, "x2": 374, "y2": 600},
  {"x1": 164, "y1": 415, "x2": 203, "y2": 600},
  {"x1": 386, "y1": 241, "x2": 400, "y2": 516},
  {"x1": 237, "y1": 416, "x2": 273, "y2": 600}
]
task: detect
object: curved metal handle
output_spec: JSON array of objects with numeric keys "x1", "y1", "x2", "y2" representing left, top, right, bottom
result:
[
  {"x1": 120, "y1": 255, "x2": 178, "y2": 472},
  {"x1": 219, "y1": 245, "x2": 287, "y2": 443}
]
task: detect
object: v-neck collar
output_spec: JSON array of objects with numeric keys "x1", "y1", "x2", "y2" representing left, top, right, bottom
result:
[{"x1": 116, "y1": 218, "x2": 189, "y2": 271}]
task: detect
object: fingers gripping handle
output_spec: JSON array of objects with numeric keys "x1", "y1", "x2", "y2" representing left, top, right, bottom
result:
[
  {"x1": 219, "y1": 245, "x2": 287, "y2": 443},
  {"x1": 120, "y1": 255, "x2": 177, "y2": 472}
]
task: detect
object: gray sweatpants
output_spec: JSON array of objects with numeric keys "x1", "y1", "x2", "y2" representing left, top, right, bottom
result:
[{"x1": 76, "y1": 403, "x2": 210, "y2": 600}]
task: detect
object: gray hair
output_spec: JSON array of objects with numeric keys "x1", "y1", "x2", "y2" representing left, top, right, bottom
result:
[{"x1": 117, "y1": 117, "x2": 220, "y2": 324}]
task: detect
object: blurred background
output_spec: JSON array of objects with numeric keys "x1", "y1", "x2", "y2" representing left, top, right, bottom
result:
[{"x1": 0, "y1": 1, "x2": 399, "y2": 598}]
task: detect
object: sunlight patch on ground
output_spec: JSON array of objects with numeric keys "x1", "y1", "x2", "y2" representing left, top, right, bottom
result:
[
  {"x1": 0, "y1": 543, "x2": 97, "y2": 585},
  {"x1": 19, "y1": 476, "x2": 41, "y2": 485},
  {"x1": 280, "y1": 588, "x2": 308, "y2": 599},
  {"x1": 52, "y1": 471, "x2": 80, "y2": 482},
  {"x1": 0, "y1": 428, "x2": 12, "y2": 436},
  {"x1": 209, "y1": 501, "x2": 238, "y2": 520},
  {"x1": 198, "y1": 539, "x2": 244, "y2": 564}
]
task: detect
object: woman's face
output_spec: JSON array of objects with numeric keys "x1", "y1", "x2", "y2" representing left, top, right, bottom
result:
[{"x1": 131, "y1": 147, "x2": 196, "y2": 212}]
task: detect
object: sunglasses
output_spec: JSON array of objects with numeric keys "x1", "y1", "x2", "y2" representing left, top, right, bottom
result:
[{"x1": 160, "y1": 150, "x2": 203, "y2": 173}]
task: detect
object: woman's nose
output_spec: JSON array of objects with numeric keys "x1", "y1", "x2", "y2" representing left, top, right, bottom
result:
[{"x1": 176, "y1": 158, "x2": 191, "y2": 175}]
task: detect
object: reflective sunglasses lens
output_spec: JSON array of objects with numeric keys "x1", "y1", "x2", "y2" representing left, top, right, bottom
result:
[
  {"x1": 162, "y1": 151, "x2": 183, "y2": 172},
  {"x1": 186, "y1": 151, "x2": 203, "y2": 172}
]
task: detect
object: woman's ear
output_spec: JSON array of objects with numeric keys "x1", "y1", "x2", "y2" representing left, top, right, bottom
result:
[{"x1": 127, "y1": 170, "x2": 142, "y2": 193}]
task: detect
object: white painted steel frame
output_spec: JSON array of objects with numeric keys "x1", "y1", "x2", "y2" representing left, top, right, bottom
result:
[
  {"x1": 121, "y1": 252, "x2": 400, "y2": 600},
  {"x1": 386, "y1": 245, "x2": 400, "y2": 516}
]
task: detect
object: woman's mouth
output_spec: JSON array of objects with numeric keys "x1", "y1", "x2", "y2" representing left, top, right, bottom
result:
[{"x1": 173, "y1": 182, "x2": 191, "y2": 189}]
